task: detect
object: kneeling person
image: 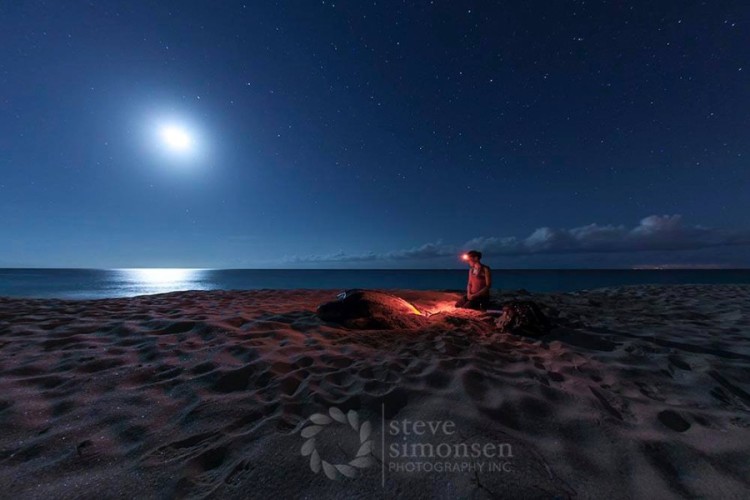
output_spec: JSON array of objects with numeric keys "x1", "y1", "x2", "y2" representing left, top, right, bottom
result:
[{"x1": 455, "y1": 250, "x2": 491, "y2": 311}]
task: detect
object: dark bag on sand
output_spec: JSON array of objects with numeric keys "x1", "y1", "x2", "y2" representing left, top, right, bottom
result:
[{"x1": 494, "y1": 300, "x2": 552, "y2": 337}]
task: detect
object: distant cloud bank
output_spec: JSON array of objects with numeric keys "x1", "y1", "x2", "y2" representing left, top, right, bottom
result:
[{"x1": 284, "y1": 215, "x2": 750, "y2": 264}]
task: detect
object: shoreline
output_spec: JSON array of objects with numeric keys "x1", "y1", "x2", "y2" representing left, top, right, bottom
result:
[
  {"x1": 3, "y1": 268, "x2": 750, "y2": 301},
  {"x1": 1, "y1": 284, "x2": 749, "y2": 498}
]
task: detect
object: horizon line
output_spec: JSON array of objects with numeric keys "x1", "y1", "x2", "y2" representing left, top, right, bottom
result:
[{"x1": 1, "y1": 266, "x2": 748, "y2": 271}]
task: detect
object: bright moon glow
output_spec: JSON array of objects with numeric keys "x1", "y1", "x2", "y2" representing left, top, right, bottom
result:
[
  {"x1": 160, "y1": 125, "x2": 192, "y2": 151},
  {"x1": 116, "y1": 268, "x2": 209, "y2": 296},
  {"x1": 128, "y1": 268, "x2": 196, "y2": 283}
]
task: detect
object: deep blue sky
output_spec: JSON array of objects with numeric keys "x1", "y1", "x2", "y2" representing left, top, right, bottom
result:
[{"x1": 1, "y1": 1, "x2": 748, "y2": 269}]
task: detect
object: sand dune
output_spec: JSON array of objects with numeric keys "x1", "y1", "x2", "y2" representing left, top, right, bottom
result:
[{"x1": 0, "y1": 285, "x2": 748, "y2": 499}]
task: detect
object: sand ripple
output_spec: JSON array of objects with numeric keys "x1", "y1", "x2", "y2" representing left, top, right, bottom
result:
[{"x1": 0, "y1": 285, "x2": 748, "y2": 498}]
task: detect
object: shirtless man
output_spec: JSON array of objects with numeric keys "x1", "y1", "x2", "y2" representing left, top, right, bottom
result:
[{"x1": 455, "y1": 250, "x2": 492, "y2": 311}]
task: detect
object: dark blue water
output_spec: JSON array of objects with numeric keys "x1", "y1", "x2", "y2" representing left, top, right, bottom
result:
[{"x1": 1, "y1": 268, "x2": 749, "y2": 299}]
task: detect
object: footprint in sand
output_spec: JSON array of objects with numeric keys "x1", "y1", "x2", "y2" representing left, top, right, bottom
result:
[
  {"x1": 657, "y1": 409, "x2": 691, "y2": 432},
  {"x1": 667, "y1": 354, "x2": 691, "y2": 371}
]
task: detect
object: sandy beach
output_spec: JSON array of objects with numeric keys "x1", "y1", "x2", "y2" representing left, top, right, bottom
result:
[{"x1": 0, "y1": 284, "x2": 748, "y2": 499}]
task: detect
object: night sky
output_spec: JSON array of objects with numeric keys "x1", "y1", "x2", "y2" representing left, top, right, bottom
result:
[{"x1": 1, "y1": 1, "x2": 748, "y2": 269}]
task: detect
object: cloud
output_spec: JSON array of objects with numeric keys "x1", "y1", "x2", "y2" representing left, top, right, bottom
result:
[
  {"x1": 284, "y1": 240, "x2": 455, "y2": 264},
  {"x1": 284, "y1": 215, "x2": 750, "y2": 263}
]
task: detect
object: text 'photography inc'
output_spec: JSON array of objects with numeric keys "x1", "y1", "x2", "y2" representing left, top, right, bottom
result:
[{"x1": 299, "y1": 405, "x2": 514, "y2": 485}]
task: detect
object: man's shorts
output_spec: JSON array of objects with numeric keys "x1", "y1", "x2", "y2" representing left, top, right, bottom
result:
[{"x1": 455, "y1": 293, "x2": 490, "y2": 311}]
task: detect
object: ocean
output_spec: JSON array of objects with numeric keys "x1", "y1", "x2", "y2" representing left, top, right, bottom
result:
[{"x1": 1, "y1": 268, "x2": 749, "y2": 300}]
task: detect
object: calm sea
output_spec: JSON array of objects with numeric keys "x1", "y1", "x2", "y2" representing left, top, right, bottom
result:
[{"x1": 1, "y1": 268, "x2": 749, "y2": 300}]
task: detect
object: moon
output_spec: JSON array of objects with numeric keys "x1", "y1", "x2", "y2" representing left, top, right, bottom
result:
[{"x1": 159, "y1": 125, "x2": 192, "y2": 152}]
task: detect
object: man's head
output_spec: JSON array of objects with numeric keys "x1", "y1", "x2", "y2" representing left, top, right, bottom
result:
[{"x1": 466, "y1": 250, "x2": 482, "y2": 264}]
